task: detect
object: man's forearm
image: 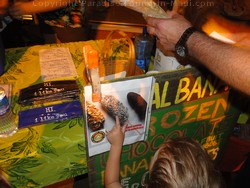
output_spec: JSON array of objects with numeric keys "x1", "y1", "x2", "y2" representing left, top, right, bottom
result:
[{"x1": 188, "y1": 32, "x2": 250, "y2": 95}]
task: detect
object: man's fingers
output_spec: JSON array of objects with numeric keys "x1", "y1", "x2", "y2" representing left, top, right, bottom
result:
[
  {"x1": 147, "y1": 17, "x2": 159, "y2": 27},
  {"x1": 146, "y1": 17, "x2": 164, "y2": 36},
  {"x1": 147, "y1": 26, "x2": 155, "y2": 35}
]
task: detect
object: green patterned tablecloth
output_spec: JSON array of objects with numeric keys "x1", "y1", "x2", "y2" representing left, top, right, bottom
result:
[{"x1": 0, "y1": 39, "x2": 130, "y2": 188}]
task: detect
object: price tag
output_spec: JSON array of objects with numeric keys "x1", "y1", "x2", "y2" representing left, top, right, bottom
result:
[{"x1": 18, "y1": 100, "x2": 83, "y2": 128}]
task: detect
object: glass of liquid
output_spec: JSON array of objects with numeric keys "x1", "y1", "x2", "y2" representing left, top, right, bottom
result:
[{"x1": 0, "y1": 87, "x2": 17, "y2": 138}]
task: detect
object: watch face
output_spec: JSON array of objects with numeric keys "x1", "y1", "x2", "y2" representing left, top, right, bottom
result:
[{"x1": 176, "y1": 46, "x2": 186, "y2": 57}]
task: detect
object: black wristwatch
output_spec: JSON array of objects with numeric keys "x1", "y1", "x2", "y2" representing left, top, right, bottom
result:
[{"x1": 175, "y1": 27, "x2": 197, "y2": 58}]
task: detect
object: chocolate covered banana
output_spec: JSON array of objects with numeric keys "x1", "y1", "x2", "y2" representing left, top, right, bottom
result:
[
  {"x1": 127, "y1": 92, "x2": 147, "y2": 121},
  {"x1": 100, "y1": 95, "x2": 128, "y2": 126},
  {"x1": 86, "y1": 101, "x2": 105, "y2": 132}
]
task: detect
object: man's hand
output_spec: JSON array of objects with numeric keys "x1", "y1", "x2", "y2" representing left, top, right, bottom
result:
[{"x1": 146, "y1": 11, "x2": 192, "y2": 52}]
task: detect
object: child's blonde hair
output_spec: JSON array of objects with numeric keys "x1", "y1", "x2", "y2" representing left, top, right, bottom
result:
[{"x1": 148, "y1": 137, "x2": 225, "y2": 188}]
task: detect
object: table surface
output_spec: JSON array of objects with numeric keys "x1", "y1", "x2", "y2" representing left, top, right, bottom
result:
[{"x1": 0, "y1": 39, "x2": 131, "y2": 187}]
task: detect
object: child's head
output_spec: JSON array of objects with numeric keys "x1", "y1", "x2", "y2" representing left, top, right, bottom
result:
[{"x1": 148, "y1": 137, "x2": 224, "y2": 188}]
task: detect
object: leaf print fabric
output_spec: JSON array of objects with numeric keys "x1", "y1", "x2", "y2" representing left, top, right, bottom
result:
[{"x1": 0, "y1": 39, "x2": 131, "y2": 187}]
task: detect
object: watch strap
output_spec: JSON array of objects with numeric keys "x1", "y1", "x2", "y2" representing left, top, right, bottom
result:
[{"x1": 175, "y1": 27, "x2": 197, "y2": 57}]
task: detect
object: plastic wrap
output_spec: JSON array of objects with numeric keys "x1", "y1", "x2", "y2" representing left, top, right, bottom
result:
[{"x1": 112, "y1": 0, "x2": 169, "y2": 18}]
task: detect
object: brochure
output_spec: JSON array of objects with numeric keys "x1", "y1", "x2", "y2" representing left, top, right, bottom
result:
[
  {"x1": 84, "y1": 76, "x2": 155, "y2": 157},
  {"x1": 39, "y1": 47, "x2": 78, "y2": 81}
]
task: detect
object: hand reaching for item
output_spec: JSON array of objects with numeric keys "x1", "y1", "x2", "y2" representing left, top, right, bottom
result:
[
  {"x1": 106, "y1": 116, "x2": 127, "y2": 148},
  {"x1": 146, "y1": 11, "x2": 192, "y2": 52}
]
